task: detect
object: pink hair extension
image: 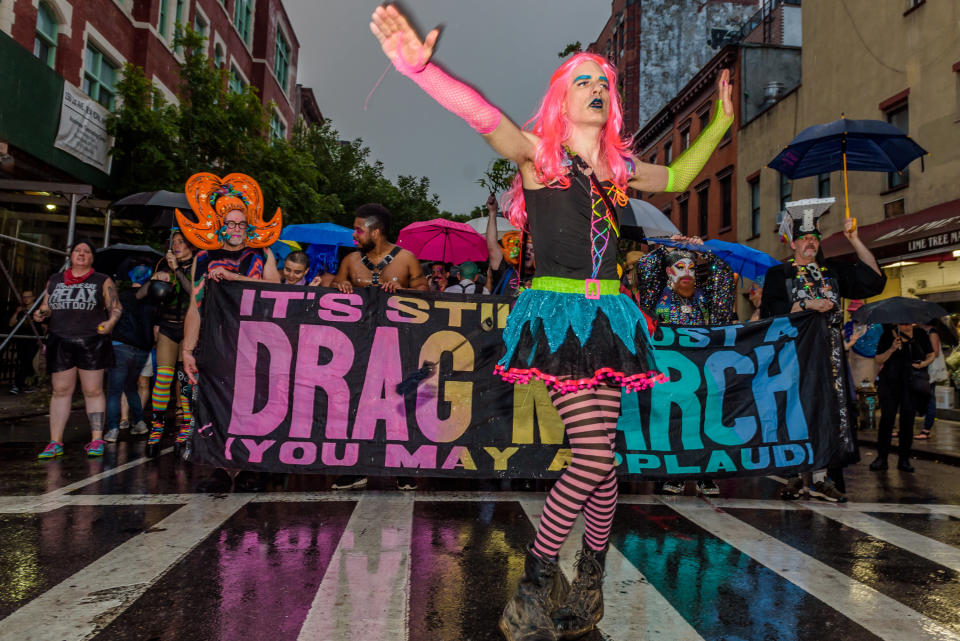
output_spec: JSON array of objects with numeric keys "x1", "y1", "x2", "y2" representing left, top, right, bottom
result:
[{"x1": 503, "y1": 53, "x2": 633, "y2": 230}]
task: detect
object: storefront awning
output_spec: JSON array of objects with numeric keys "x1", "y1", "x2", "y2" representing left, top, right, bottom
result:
[{"x1": 822, "y1": 198, "x2": 960, "y2": 261}]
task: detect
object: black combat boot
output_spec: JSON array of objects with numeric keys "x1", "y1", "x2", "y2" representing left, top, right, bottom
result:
[
  {"x1": 551, "y1": 538, "x2": 606, "y2": 640},
  {"x1": 499, "y1": 546, "x2": 569, "y2": 641}
]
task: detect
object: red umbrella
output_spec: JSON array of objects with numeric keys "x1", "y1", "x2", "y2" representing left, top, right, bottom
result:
[{"x1": 397, "y1": 218, "x2": 488, "y2": 263}]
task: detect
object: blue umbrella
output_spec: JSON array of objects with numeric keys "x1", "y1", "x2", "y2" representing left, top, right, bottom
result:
[
  {"x1": 279, "y1": 222, "x2": 355, "y2": 247},
  {"x1": 702, "y1": 240, "x2": 779, "y2": 282},
  {"x1": 643, "y1": 238, "x2": 778, "y2": 282},
  {"x1": 768, "y1": 115, "x2": 927, "y2": 226}
]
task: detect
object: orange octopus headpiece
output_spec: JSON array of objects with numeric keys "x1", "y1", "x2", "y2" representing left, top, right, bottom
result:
[{"x1": 174, "y1": 172, "x2": 282, "y2": 250}]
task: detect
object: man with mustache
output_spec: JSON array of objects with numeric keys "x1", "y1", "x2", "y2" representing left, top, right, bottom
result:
[
  {"x1": 635, "y1": 235, "x2": 737, "y2": 496},
  {"x1": 759, "y1": 198, "x2": 885, "y2": 503}
]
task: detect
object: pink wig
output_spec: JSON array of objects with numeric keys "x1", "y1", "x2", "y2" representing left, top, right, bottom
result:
[{"x1": 503, "y1": 53, "x2": 633, "y2": 229}]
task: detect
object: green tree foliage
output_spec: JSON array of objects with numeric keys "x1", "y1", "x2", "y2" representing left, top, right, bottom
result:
[
  {"x1": 558, "y1": 41, "x2": 583, "y2": 58},
  {"x1": 107, "y1": 27, "x2": 451, "y2": 237},
  {"x1": 476, "y1": 157, "x2": 516, "y2": 195}
]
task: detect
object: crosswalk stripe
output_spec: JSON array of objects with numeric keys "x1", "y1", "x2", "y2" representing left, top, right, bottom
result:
[
  {"x1": 667, "y1": 498, "x2": 960, "y2": 641},
  {"x1": 803, "y1": 503, "x2": 960, "y2": 572},
  {"x1": 518, "y1": 498, "x2": 706, "y2": 641},
  {"x1": 0, "y1": 494, "x2": 250, "y2": 641},
  {"x1": 296, "y1": 494, "x2": 412, "y2": 641}
]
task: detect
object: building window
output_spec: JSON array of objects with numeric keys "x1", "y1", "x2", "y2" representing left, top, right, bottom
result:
[
  {"x1": 648, "y1": 152, "x2": 657, "y2": 165},
  {"x1": 274, "y1": 28, "x2": 290, "y2": 93},
  {"x1": 680, "y1": 125, "x2": 690, "y2": 152},
  {"x1": 33, "y1": 2, "x2": 58, "y2": 68},
  {"x1": 779, "y1": 172, "x2": 792, "y2": 211},
  {"x1": 158, "y1": 0, "x2": 168, "y2": 38},
  {"x1": 83, "y1": 43, "x2": 118, "y2": 110},
  {"x1": 749, "y1": 177, "x2": 761, "y2": 237},
  {"x1": 817, "y1": 172, "x2": 831, "y2": 198},
  {"x1": 719, "y1": 173, "x2": 732, "y2": 231},
  {"x1": 698, "y1": 104, "x2": 712, "y2": 132},
  {"x1": 679, "y1": 196, "x2": 689, "y2": 235},
  {"x1": 886, "y1": 103, "x2": 909, "y2": 189},
  {"x1": 270, "y1": 113, "x2": 286, "y2": 141},
  {"x1": 229, "y1": 65, "x2": 247, "y2": 94},
  {"x1": 696, "y1": 182, "x2": 710, "y2": 237},
  {"x1": 664, "y1": 141, "x2": 673, "y2": 165},
  {"x1": 193, "y1": 10, "x2": 208, "y2": 38},
  {"x1": 214, "y1": 44, "x2": 225, "y2": 68},
  {"x1": 234, "y1": 0, "x2": 253, "y2": 43}
]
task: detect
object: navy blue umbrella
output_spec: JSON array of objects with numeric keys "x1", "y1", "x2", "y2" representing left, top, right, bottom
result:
[{"x1": 768, "y1": 115, "x2": 927, "y2": 227}]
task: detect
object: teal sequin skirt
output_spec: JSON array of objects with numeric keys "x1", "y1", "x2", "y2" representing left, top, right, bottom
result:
[{"x1": 494, "y1": 278, "x2": 666, "y2": 394}]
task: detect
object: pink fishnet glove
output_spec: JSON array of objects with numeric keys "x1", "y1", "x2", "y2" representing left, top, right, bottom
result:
[{"x1": 392, "y1": 39, "x2": 500, "y2": 134}]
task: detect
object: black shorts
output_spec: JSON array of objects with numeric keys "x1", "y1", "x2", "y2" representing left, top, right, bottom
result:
[{"x1": 46, "y1": 333, "x2": 115, "y2": 374}]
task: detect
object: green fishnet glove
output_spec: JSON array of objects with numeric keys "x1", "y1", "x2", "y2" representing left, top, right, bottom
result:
[{"x1": 665, "y1": 100, "x2": 734, "y2": 192}]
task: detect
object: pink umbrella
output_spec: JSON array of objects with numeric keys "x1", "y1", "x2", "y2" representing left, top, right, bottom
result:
[{"x1": 397, "y1": 218, "x2": 489, "y2": 263}]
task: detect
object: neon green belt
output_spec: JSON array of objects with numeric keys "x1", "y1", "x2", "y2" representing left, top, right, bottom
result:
[{"x1": 531, "y1": 276, "x2": 620, "y2": 298}]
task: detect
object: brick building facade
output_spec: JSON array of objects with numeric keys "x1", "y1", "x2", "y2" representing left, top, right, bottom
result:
[
  {"x1": 634, "y1": 45, "x2": 740, "y2": 243},
  {"x1": 1, "y1": 0, "x2": 301, "y2": 136}
]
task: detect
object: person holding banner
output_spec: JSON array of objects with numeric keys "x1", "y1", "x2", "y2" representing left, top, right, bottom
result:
[
  {"x1": 760, "y1": 198, "x2": 884, "y2": 503},
  {"x1": 634, "y1": 237, "x2": 737, "y2": 497},
  {"x1": 370, "y1": 4, "x2": 733, "y2": 639},
  {"x1": 176, "y1": 172, "x2": 281, "y2": 489}
]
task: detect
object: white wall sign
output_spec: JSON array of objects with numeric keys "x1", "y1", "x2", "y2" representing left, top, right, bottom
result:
[{"x1": 53, "y1": 83, "x2": 114, "y2": 173}]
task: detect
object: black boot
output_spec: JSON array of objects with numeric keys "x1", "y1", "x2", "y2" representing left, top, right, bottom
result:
[
  {"x1": 551, "y1": 539, "x2": 606, "y2": 640},
  {"x1": 499, "y1": 546, "x2": 568, "y2": 641}
]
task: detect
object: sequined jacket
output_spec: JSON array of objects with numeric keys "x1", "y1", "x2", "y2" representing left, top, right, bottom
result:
[{"x1": 634, "y1": 246, "x2": 738, "y2": 326}]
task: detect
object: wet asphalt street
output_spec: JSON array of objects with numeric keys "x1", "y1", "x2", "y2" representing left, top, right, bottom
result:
[{"x1": 1, "y1": 412, "x2": 959, "y2": 641}]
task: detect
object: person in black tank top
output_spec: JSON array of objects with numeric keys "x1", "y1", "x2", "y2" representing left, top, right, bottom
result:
[
  {"x1": 35, "y1": 239, "x2": 122, "y2": 460},
  {"x1": 371, "y1": 6, "x2": 734, "y2": 637}
]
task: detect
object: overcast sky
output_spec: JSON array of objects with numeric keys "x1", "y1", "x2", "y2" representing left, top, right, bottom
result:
[{"x1": 284, "y1": 1, "x2": 610, "y2": 217}]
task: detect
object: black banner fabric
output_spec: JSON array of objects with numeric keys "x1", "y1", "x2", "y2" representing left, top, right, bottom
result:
[{"x1": 193, "y1": 282, "x2": 843, "y2": 480}]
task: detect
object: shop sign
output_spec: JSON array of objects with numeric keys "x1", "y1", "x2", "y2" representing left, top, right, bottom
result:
[
  {"x1": 52, "y1": 83, "x2": 113, "y2": 173},
  {"x1": 906, "y1": 229, "x2": 960, "y2": 253}
]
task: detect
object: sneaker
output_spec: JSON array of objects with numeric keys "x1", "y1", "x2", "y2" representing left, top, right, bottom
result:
[
  {"x1": 38, "y1": 441, "x2": 63, "y2": 459},
  {"x1": 396, "y1": 476, "x2": 417, "y2": 491},
  {"x1": 661, "y1": 480, "x2": 684, "y2": 495},
  {"x1": 84, "y1": 439, "x2": 106, "y2": 457},
  {"x1": 810, "y1": 479, "x2": 847, "y2": 503},
  {"x1": 119, "y1": 419, "x2": 130, "y2": 430},
  {"x1": 130, "y1": 420, "x2": 148, "y2": 436},
  {"x1": 103, "y1": 427, "x2": 120, "y2": 443},
  {"x1": 696, "y1": 479, "x2": 720, "y2": 496},
  {"x1": 780, "y1": 476, "x2": 805, "y2": 500},
  {"x1": 331, "y1": 475, "x2": 368, "y2": 490},
  {"x1": 9, "y1": 386, "x2": 19, "y2": 395}
]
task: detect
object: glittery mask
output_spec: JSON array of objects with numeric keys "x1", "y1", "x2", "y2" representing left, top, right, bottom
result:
[{"x1": 500, "y1": 231, "x2": 523, "y2": 267}]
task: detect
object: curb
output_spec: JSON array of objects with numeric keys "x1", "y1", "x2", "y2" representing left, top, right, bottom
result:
[{"x1": 858, "y1": 435, "x2": 960, "y2": 467}]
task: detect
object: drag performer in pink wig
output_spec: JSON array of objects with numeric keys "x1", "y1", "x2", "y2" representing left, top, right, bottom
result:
[{"x1": 371, "y1": 5, "x2": 733, "y2": 639}]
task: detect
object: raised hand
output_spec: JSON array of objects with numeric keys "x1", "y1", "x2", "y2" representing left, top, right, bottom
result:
[
  {"x1": 370, "y1": 4, "x2": 439, "y2": 69},
  {"x1": 717, "y1": 69, "x2": 734, "y2": 117}
]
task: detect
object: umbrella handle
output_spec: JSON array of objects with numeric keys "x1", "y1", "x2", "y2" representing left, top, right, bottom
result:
[{"x1": 842, "y1": 147, "x2": 857, "y2": 232}]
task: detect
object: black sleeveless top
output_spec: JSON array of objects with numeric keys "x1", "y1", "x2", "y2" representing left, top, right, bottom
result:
[
  {"x1": 45, "y1": 271, "x2": 109, "y2": 338},
  {"x1": 524, "y1": 172, "x2": 628, "y2": 281}
]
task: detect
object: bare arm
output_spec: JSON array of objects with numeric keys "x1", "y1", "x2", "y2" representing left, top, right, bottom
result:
[
  {"x1": 406, "y1": 256, "x2": 428, "y2": 291},
  {"x1": 261, "y1": 247, "x2": 281, "y2": 283},
  {"x1": 843, "y1": 218, "x2": 881, "y2": 276},
  {"x1": 332, "y1": 254, "x2": 355, "y2": 294},
  {"x1": 181, "y1": 262, "x2": 201, "y2": 383},
  {"x1": 485, "y1": 193, "x2": 504, "y2": 271},
  {"x1": 98, "y1": 277, "x2": 123, "y2": 334}
]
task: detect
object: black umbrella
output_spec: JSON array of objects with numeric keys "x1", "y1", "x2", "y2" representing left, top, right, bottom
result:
[
  {"x1": 112, "y1": 190, "x2": 189, "y2": 228},
  {"x1": 94, "y1": 244, "x2": 163, "y2": 279},
  {"x1": 851, "y1": 296, "x2": 947, "y2": 325}
]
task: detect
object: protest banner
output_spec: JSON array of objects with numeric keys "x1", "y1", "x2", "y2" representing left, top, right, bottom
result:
[{"x1": 192, "y1": 282, "x2": 844, "y2": 479}]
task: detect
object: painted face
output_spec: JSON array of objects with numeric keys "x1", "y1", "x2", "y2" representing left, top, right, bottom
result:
[
  {"x1": 223, "y1": 210, "x2": 247, "y2": 247},
  {"x1": 353, "y1": 217, "x2": 376, "y2": 253},
  {"x1": 282, "y1": 261, "x2": 307, "y2": 285},
  {"x1": 70, "y1": 243, "x2": 94, "y2": 267},
  {"x1": 748, "y1": 285, "x2": 763, "y2": 306},
  {"x1": 171, "y1": 233, "x2": 192, "y2": 259},
  {"x1": 791, "y1": 234, "x2": 820, "y2": 261},
  {"x1": 666, "y1": 257, "x2": 695, "y2": 290},
  {"x1": 564, "y1": 61, "x2": 610, "y2": 126}
]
